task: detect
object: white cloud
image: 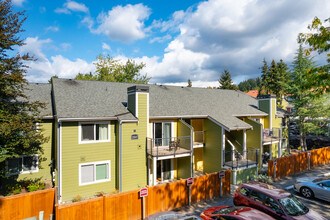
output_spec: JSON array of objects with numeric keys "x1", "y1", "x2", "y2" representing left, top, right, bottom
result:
[
  {"x1": 45, "y1": 26, "x2": 59, "y2": 32},
  {"x1": 164, "y1": 80, "x2": 219, "y2": 88},
  {"x1": 65, "y1": 1, "x2": 89, "y2": 13},
  {"x1": 149, "y1": 34, "x2": 172, "y2": 44},
  {"x1": 55, "y1": 1, "x2": 89, "y2": 14},
  {"x1": 12, "y1": 0, "x2": 25, "y2": 6},
  {"x1": 19, "y1": 37, "x2": 52, "y2": 62},
  {"x1": 134, "y1": 0, "x2": 330, "y2": 84},
  {"x1": 90, "y1": 4, "x2": 151, "y2": 43},
  {"x1": 19, "y1": 37, "x2": 94, "y2": 82},
  {"x1": 102, "y1": 43, "x2": 111, "y2": 50},
  {"x1": 61, "y1": 43, "x2": 71, "y2": 51}
]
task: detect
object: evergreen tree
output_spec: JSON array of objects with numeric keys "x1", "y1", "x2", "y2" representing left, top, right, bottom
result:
[
  {"x1": 286, "y1": 45, "x2": 329, "y2": 151},
  {"x1": 219, "y1": 69, "x2": 236, "y2": 89},
  {"x1": 187, "y1": 79, "x2": 192, "y2": 87},
  {"x1": 75, "y1": 55, "x2": 150, "y2": 84},
  {"x1": 261, "y1": 59, "x2": 289, "y2": 105},
  {"x1": 0, "y1": 0, "x2": 47, "y2": 175}
]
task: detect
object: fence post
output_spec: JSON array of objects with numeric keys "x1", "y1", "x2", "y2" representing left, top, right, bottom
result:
[
  {"x1": 273, "y1": 159, "x2": 277, "y2": 181},
  {"x1": 308, "y1": 152, "x2": 311, "y2": 170}
]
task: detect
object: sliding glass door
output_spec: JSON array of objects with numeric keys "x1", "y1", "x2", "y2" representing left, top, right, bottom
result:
[{"x1": 154, "y1": 122, "x2": 172, "y2": 146}]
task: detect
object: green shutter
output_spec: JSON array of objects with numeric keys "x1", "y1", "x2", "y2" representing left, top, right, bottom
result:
[{"x1": 96, "y1": 164, "x2": 108, "y2": 180}]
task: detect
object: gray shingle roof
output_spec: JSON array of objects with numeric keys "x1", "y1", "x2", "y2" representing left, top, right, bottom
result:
[
  {"x1": 52, "y1": 78, "x2": 267, "y2": 130},
  {"x1": 23, "y1": 83, "x2": 53, "y2": 118}
]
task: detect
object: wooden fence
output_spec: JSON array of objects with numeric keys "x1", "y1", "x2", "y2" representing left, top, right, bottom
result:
[
  {"x1": 0, "y1": 188, "x2": 55, "y2": 220},
  {"x1": 268, "y1": 146, "x2": 330, "y2": 179},
  {"x1": 55, "y1": 169, "x2": 231, "y2": 220}
]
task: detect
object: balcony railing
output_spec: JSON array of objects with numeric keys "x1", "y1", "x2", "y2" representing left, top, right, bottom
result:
[
  {"x1": 147, "y1": 136, "x2": 191, "y2": 158},
  {"x1": 224, "y1": 147, "x2": 259, "y2": 169},
  {"x1": 263, "y1": 128, "x2": 281, "y2": 144},
  {"x1": 193, "y1": 131, "x2": 204, "y2": 146}
]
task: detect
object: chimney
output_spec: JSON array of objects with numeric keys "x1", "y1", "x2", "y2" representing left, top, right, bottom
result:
[
  {"x1": 257, "y1": 94, "x2": 276, "y2": 129},
  {"x1": 127, "y1": 85, "x2": 149, "y2": 118}
]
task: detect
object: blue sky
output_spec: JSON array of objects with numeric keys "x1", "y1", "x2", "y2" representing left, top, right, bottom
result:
[{"x1": 14, "y1": 0, "x2": 329, "y2": 87}]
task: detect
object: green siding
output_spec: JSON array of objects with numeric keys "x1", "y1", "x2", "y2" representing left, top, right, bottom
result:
[
  {"x1": 178, "y1": 120, "x2": 191, "y2": 137},
  {"x1": 127, "y1": 94, "x2": 136, "y2": 116},
  {"x1": 234, "y1": 167, "x2": 257, "y2": 185},
  {"x1": 61, "y1": 121, "x2": 116, "y2": 202},
  {"x1": 17, "y1": 121, "x2": 53, "y2": 182},
  {"x1": 203, "y1": 119, "x2": 222, "y2": 173},
  {"x1": 244, "y1": 118, "x2": 262, "y2": 166},
  {"x1": 121, "y1": 93, "x2": 148, "y2": 191},
  {"x1": 177, "y1": 157, "x2": 191, "y2": 179}
]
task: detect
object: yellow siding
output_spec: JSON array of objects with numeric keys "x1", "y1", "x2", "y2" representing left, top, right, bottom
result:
[
  {"x1": 61, "y1": 121, "x2": 116, "y2": 202},
  {"x1": 193, "y1": 148, "x2": 203, "y2": 171}
]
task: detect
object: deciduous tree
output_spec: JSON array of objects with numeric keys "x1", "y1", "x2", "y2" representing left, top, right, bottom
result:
[
  {"x1": 0, "y1": 0, "x2": 47, "y2": 176},
  {"x1": 75, "y1": 55, "x2": 150, "y2": 84}
]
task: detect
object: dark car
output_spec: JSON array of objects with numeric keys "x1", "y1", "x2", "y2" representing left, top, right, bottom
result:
[
  {"x1": 200, "y1": 205, "x2": 275, "y2": 220},
  {"x1": 233, "y1": 181, "x2": 326, "y2": 220}
]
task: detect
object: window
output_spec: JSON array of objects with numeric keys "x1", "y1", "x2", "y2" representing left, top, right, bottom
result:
[
  {"x1": 239, "y1": 187, "x2": 251, "y2": 196},
  {"x1": 79, "y1": 122, "x2": 110, "y2": 143},
  {"x1": 6, "y1": 155, "x2": 38, "y2": 175},
  {"x1": 249, "y1": 190, "x2": 266, "y2": 203},
  {"x1": 79, "y1": 161, "x2": 110, "y2": 185},
  {"x1": 264, "y1": 195, "x2": 282, "y2": 212}
]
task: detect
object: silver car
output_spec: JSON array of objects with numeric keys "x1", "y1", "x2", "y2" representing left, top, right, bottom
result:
[{"x1": 294, "y1": 176, "x2": 330, "y2": 202}]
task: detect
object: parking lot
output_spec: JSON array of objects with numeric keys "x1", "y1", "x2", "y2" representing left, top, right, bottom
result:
[{"x1": 174, "y1": 164, "x2": 330, "y2": 219}]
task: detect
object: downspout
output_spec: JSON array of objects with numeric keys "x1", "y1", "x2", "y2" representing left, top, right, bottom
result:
[
  {"x1": 57, "y1": 120, "x2": 62, "y2": 203},
  {"x1": 179, "y1": 119, "x2": 194, "y2": 177},
  {"x1": 119, "y1": 121, "x2": 123, "y2": 192}
]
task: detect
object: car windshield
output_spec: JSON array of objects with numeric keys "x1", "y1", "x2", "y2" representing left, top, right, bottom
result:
[
  {"x1": 312, "y1": 177, "x2": 330, "y2": 183},
  {"x1": 279, "y1": 195, "x2": 309, "y2": 216},
  {"x1": 212, "y1": 207, "x2": 239, "y2": 215}
]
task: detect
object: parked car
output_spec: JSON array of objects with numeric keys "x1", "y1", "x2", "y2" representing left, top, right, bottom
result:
[
  {"x1": 233, "y1": 181, "x2": 326, "y2": 220},
  {"x1": 294, "y1": 176, "x2": 330, "y2": 202},
  {"x1": 200, "y1": 205, "x2": 275, "y2": 220},
  {"x1": 147, "y1": 211, "x2": 201, "y2": 220}
]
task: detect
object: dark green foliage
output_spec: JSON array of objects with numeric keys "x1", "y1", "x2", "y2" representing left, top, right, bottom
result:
[
  {"x1": 75, "y1": 55, "x2": 150, "y2": 84},
  {"x1": 238, "y1": 78, "x2": 259, "y2": 92},
  {"x1": 260, "y1": 59, "x2": 289, "y2": 106},
  {"x1": 218, "y1": 69, "x2": 237, "y2": 90},
  {"x1": 0, "y1": 0, "x2": 48, "y2": 179},
  {"x1": 187, "y1": 79, "x2": 192, "y2": 87},
  {"x1": 286, "y1": 45, "x2": 330, "y2": 151}
]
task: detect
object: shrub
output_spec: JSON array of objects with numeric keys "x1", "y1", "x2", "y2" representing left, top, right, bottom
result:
[
  {"x1": 72, "y1": 194, "x2": 83, "y2": 202},
  {"x1": 252, "y1": 174, "x2": 273, "y2": 184},
  {"x1": 27, "y1": 183, "x2": 39, "y2": 192},
  {"x1": 12, "y1": 184, "x2": 22, "y2": 194}
]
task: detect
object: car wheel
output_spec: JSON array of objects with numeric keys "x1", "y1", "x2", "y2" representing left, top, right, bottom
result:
[{"x1": 300, "y1": 187, "x2": 314, "y2": 198}]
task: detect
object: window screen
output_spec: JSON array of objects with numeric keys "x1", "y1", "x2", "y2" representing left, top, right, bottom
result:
[
  {"x1": 81, "y1": 164, "x2": 94, "y2": 184},
  {"x1": 81, "y1": 124, "x2": 94, "y2": 141},
  {"x1": 96, "y1": 163, "x2": 108, "y2": 180}
]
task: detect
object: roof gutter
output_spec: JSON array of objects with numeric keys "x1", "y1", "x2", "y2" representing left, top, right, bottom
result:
[
  {"x1": 150, "y1": 115, "x2": 208, "y2": 119},
  {"x1": 232, "y1": 113, "x2": 268, "y2": 117},
  {"x1": 57, "y1": 117, "x2": 117, "y2": 122}
]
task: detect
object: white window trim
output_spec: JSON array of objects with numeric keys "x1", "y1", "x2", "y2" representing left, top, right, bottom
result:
[
  {"x1": 6, "y1": 154, "x2": 39, "y2": 176},
  {"x1": 78, "y1": 122, "x2": 111, "y2": 144},
  {"x1": 79, "y1": 160, "x2": 111, "y2": 186}
]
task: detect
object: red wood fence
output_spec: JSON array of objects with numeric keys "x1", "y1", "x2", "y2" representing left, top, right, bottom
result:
[
  {"x1": 268, "y1": 146, "x2": 330, "y2": 179},
  {"x1": 0, "y1": 188, "x2": 55, "y2": 220},
  {"x1": 55, "y1": 169, "x2": 231, "y2": 220}
]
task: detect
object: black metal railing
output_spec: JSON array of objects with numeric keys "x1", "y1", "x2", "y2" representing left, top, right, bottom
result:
[
  {"x1": 224, "y1": 147, "x2": 259, "y2": 169},
  {"x1": 147, "y1": 136, "x2": 191, "y2": 158}
]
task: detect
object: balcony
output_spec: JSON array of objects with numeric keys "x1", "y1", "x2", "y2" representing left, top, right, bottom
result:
[
  {"x1": 193, "y1": 131, "x2": 204, "y2": 148},
  {"x1": 263, "y1": 128, "x2": 281, "y2": 145},
  {"x1": 223, "y1": 147, "x2": 259, "y2": 170},
  {"x1": 147, "y1": 136, "x2": 191, "y2": 159}
]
